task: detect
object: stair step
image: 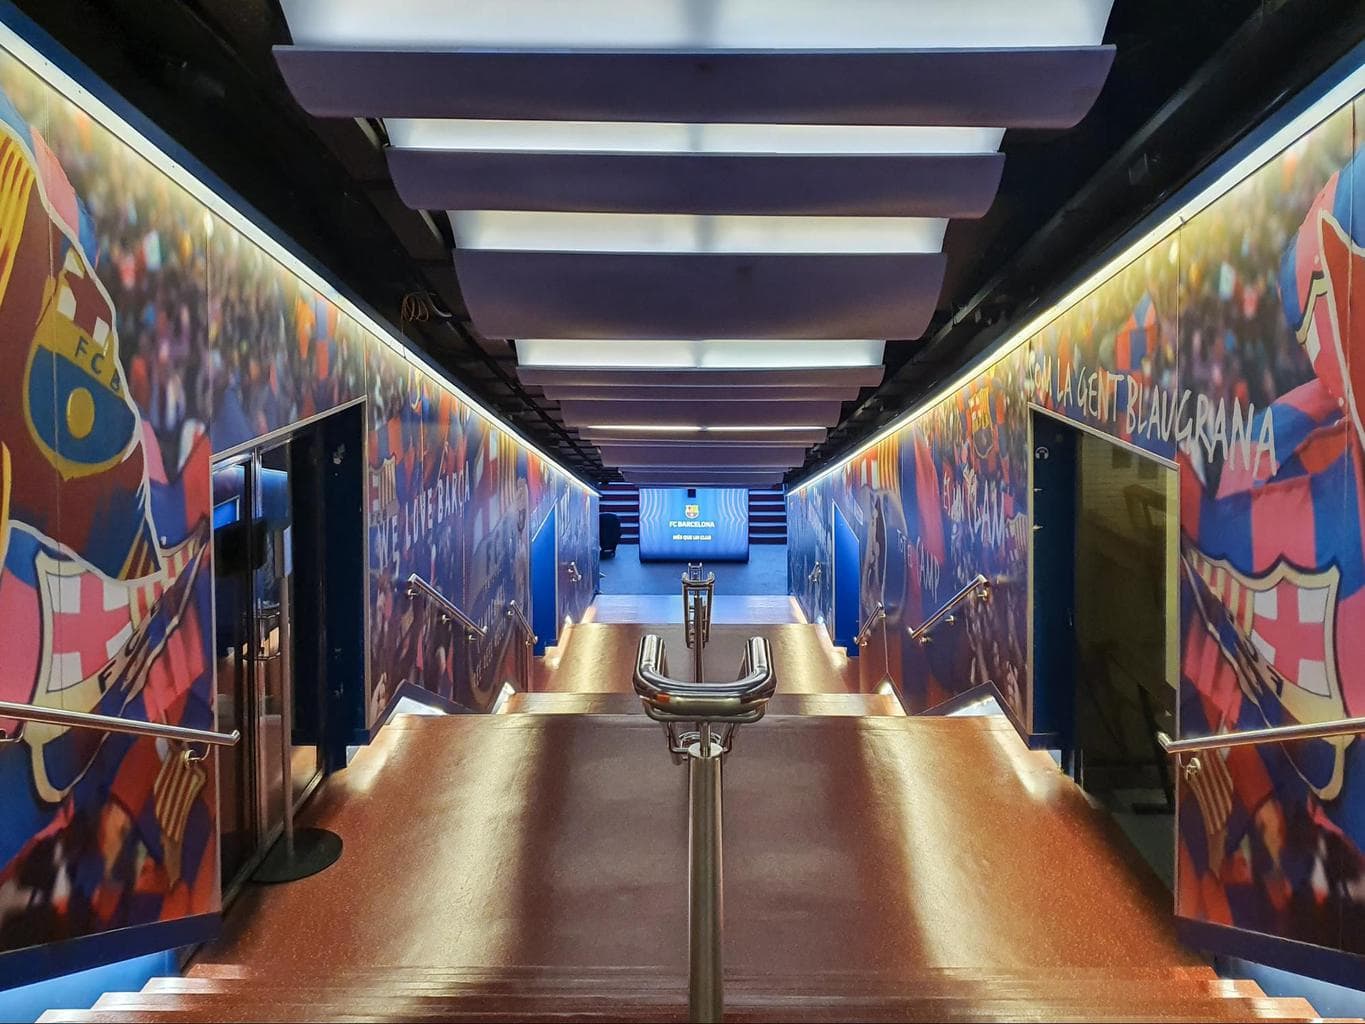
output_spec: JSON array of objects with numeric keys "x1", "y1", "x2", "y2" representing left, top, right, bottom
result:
[
  {"x1": 500, "y1": 691, "x2": 905, "y2": 717},
  {"x1": 41, "y1": 963, "x2": 1343, "y2": 1024}
]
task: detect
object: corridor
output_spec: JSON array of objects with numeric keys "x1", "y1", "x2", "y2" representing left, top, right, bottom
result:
[{"x1": 2, "y1": 0, "x2": 1364, "y2": 1020}]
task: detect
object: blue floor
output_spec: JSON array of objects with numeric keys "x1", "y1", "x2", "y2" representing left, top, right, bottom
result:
[{"x1": 598, "y1": 543, "x2": 788, "y2": 596}]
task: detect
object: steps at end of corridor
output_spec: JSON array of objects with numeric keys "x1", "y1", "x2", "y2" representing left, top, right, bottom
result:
[
  {"x1": 501, "y1": 691, "x2": 905, "y2": 717},
  {"x1": 37, "y1": 963, "x2": 1343, "y2": 1022}
]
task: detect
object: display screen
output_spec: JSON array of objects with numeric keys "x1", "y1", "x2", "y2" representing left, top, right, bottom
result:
[{"x1": 638, "y1": 487, "x2": 750, "y2": 562}]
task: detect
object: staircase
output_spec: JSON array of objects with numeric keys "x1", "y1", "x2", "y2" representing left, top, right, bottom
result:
[
  {"x1": 748, "y1": 486, "x2": 787, "y2": 545},
  {"x1": 600, "y1": 481, "x2": 640, "y2": 545},
  {"x1": 40, "y1": 962, "x2": 1336, "y2": 1021}
]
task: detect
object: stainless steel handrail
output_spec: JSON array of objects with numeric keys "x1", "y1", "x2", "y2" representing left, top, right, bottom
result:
[
  {"x1": 853, "y1": 602, "x2": 885, "y2": 648},
  {"x1": 0, "y1": 700, "x2": 239, "y2": 749},
  {"x1": 682, "y1": 569, "x2": 716, "y2": 686},
  {"x1": 405, "y1": 573, "x2": 486, "y2": 640},
  {"x1": 1158, "y1": 717, "x2": 1365, "y2": 756},
  {"x1": 634, "y1": 634, "x2": 775, "y2": 724},
  {"x1": 632, "y1": 634, "x2": 776, "y2": 1024},
  {"x1": 506, "y1": 600, "x2": 538, "y2": 647},
  {"x1": 908, "y1": 573, "x2": 990, "y2": 645}
]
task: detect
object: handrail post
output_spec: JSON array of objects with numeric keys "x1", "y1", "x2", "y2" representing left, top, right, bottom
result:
[
  {"x1": 633, "y1": 635, "x2": 775, "y2": 1024},
  {"x1": 688, "y1": 734, "x2": 724, "y2": 1024},
  {"x1": 681, "y1": 568, "x2": 715, "y2": 684}
]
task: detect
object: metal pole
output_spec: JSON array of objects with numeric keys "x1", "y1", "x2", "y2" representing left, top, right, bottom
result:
[
  {"x1": 688, "y1": 738, "x2": 724, "y2": 1024},
  {"x1": 691, "y1": 593, "x2": 706, "y2": 684},
  {"x1": 279, "y1": 563, "x2": 296, "y2": 861}
]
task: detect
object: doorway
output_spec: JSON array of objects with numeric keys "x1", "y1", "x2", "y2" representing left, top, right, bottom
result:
[
  {"x1": 212, "y1": 436, "x2": 324, "y2": 895},
  {"x1": 530, "y1": 508, "x2": 558, "y2": 657},
  {"x1": 832, "y1": 504, "x2": 861, "y2": 655},
  {"x1": 1031, "y1": 413, "x2": 1178, "y2": 887}
]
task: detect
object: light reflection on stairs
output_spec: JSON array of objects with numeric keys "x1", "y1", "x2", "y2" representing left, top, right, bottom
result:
[
  {"x1": 501, "y1": 690, "x2": 904, "y2": 717},
  {"x1": 40, "y1": 962, "x2": 1339, "y2": 1022}
]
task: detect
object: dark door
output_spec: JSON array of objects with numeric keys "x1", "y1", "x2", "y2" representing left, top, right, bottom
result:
[
  {"x1": 1031, "y1": 414, "x2": 1078, "y2": 764},
  {"x1": 530, "y1": 508, "x2": 558, "y2": 656},
  {"x1": 833, "y1": 504, "x2": 861, "y2": 655}
]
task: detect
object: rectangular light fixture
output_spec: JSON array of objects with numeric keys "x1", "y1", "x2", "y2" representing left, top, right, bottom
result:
[
  {"x1": 586, "y1": 424, "x2": 824, "y2": 432},
  {"x1": 518, "y1": 339, "x2": 885, "y2": 369},
  {"x1": 387, "y1": 119, "x2": 1006, "y2": 156},
  {"x1": 448, "y1": 211, "x2": 947, "y2": 255},
  {"x1": 281, "y1": 0, "x2": 1113, "y2": 50}
]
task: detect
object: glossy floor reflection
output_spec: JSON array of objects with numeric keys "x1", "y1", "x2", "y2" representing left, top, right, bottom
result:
[
  {"x1": 152, "y1": 622, "x2": 1331, "y2": 1023},
  {"x1": 203, "y1": 714, "x2": 1192, "y2": 978},
  {"x1": 535, "y1": 622, "x2": 859, "y2": 692}
]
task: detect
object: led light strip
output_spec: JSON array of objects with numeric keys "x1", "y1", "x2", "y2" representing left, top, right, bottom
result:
[
  {"x1": 0, "y1": 21, "x2": 597, "y2": 495},
  {"x1": 279, "y1": 0, "x2": 1113, "y2": 51},
  {"x1": 387, "y1": 119, "x2": 1006, "y2": 156},
  {"x1": 449, "y1": 210, "x2": 947, "y2": 255},
  {"x1": 518, "y1": 339, "x2": 886, "y2": 369},
  {"x1": 790, "y1": 56, "x2": 1365, "y2": 495}
]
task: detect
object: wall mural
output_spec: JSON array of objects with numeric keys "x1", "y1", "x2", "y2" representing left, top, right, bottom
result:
[
  {"x1": 0, "y1": 37, "x2": 596, "y2": 960},
  {"x1": 1174, "y1": 104, "x2": 1363, "y2": 954},
  {"x1": 789, "y1": 96, "x2": 1365, "y2": 957},
  {"x1": 367, "y1": 358, "x2": 599, "y2": 721}
]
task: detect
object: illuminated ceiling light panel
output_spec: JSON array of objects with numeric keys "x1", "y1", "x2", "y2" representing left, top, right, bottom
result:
[
  {"x1": 449, "y1": 211, "x2": 946, "y2": 255},
  {"x1": 586, "y1": 424, "x2": 825, "y2": 433},
  {"x1": 280, "y1": 0, "x2": 1113, "y2": 50},
  {"x1": 517, "y1": 339, "x2": 885, "y2": 369},
  {"x1": 385, "y1": 120, "x2": 1005, "y2": 156}
]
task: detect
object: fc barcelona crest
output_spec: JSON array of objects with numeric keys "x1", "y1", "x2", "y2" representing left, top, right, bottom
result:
[
  {"x1": 685, "y1": 503, "x2": 700, "y2": 519},
  {"x1": 1184, "y1": 546, "x2": 1351, "y2": 799}
]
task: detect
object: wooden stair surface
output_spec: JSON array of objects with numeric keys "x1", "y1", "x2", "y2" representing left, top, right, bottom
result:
[
  {"x1": 502, "y1": 690, "x2": 904, "y2": 717},
  {"x1": 40, "y1": 711, "x2": 1348, "y2": 1024},
  {"x1": 38, "y1": 963, "x2": 1343, "y2": 1022}
]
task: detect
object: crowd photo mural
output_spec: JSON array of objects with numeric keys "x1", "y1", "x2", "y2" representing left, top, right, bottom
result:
[
  {"x1": 0, "y1": 33, "x2": 596, "y2": 961},
  {"x1": 366, "y1": 345, "x2": 598, "y2": 723},
  {"x1": 789, "y1": 94, "x2": 1365, "y2": 957}
]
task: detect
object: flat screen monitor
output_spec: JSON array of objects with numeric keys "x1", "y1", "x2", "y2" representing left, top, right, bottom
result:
[{"x1": 638, "y1": 487, "x2": 749, "y2": 562}]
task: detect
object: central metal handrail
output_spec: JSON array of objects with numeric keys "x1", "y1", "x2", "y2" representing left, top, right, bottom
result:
[
  {"x1": 1158, "y1": 717, "x2": 1365, "y2": 756},
  {"x1": 506, "y1": 600, "x2": 538, "y2": 647},
  {"x1": 633, "y1": 634, "x2": 776, "y2": 1024},
  {"x1": 682, "y1": 567, "x2": 716, "y2": 685},
  {"x1": 908, "y1": 573, "x2": 990, "y2": 644},
  {"x1": 853, "y1": 602, "x2": 886, "y2": 648},
  {"x1": 0, "y1": 699, "x2": 239, "y2": 751},
  {"x1": 634, "y1": 634, "x2": 775, "y2": 725},
  {"x1": 406, "y1": 573, "x2": 486, "y2": 640},
  {"x1": 682, "y1": 572, "x2": 716, "y2": 649}
]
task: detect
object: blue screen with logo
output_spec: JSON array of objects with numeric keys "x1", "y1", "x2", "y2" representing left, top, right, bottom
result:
[{"x1": 638, "y1": 487, "x2": 750, "y2": 562}]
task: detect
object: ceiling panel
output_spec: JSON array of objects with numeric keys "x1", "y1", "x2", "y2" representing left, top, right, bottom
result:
[
  {"x1": 600, "y1": 445, "x2": 806, "y2": 467},
  {"x1": 280, "y1": 0, "x2": 1114, "y2": 50},
  {"x1": 274, "y1": 0, "x2": 1116, "y2": 483},
  {"x1": 455, "y1": 251, "x2": 945, "y2": 340},
  {"x1": 560, "y1": 398, "x2": 845, "y2": 427},
  {"x1": 623, "y1": 470, "x2": 787, "y2": 486},
  {"x1": 517, "y1": 365, "x2": 884, "y2": 389},
  {"x1": 581, "y1": 427, "x2": 828, "y2": 445},
  {"x1": 389, "y1": 151, "x2": 1005, "y2": 218},
  {"x1": 275, "y1": 47, "x2": 1115, "y2": 128},
  {"x1": 515, "y1": 339, "x2": 887, "y2": 369},
  {"x1": 542, "y1": 385, "x2": 859, "y2": 402}
]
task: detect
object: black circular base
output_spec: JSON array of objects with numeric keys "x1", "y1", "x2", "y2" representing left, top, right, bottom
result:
[{"x1": 252, "y1": 827, "x2": 343, "y2": 884}]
